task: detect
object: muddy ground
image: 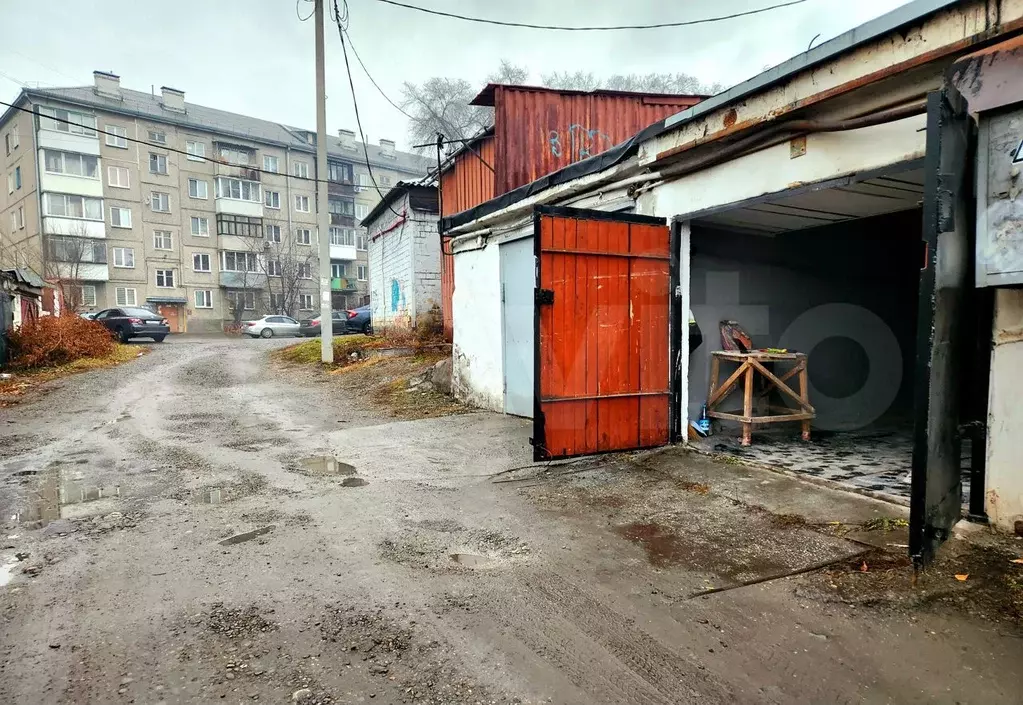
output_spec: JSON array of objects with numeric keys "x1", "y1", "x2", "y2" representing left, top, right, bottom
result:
[{"x1": 1, "y1": 336, "x2": 1021, "y2": 704}]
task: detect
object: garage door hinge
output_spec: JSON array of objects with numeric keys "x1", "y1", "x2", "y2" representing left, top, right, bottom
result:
[{"x1": 535, "y1": 288, "x2": 554, "y2": 305}]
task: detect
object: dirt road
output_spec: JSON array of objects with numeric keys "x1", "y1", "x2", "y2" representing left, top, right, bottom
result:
[{"x1": 1, "y1": 338, "x2": 1020, "y2": 704}]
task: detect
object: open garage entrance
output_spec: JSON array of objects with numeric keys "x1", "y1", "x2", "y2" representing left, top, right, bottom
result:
[{"x1": 685, "y1": 166, "x2": 941, "y2": 506}]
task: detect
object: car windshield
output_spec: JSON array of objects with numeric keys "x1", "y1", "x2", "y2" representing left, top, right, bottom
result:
[{"x1": 122, "y1": 307, "x2": 158, "y2": 318}]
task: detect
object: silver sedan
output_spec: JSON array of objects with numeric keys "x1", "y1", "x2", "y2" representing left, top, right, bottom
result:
[{"x1": 243, "y1": 315, "x2": 301, "y2": 338}]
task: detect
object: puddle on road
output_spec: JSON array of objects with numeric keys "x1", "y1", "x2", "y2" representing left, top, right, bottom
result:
[
  {"x1": 449, "y1": 553, "x2": 493, "y2": 568},
  {"x1": 299, "y1": 455, "x2": 356, "y2": 476},
  {"x1": 14, "y1": 467, "x2": 121, "y2": 528},
  {"x1": 615, "y1": 522, "x2": 688, "y2": 568},
  {"x1": 219, "y1": 525, "x2": 275, "y2": 546},
  {"x1": 341, "y1": 477, "x2": 368, "y2": 488}
]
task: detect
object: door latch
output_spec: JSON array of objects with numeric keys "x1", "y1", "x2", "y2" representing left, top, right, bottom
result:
[{"x1": 535, "y1": 288, "x2": 554, "y2": 305}]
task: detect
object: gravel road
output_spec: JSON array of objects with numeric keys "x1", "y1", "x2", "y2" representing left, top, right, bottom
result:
[{"x1": 1, "y1": 337, "x2": 1020, "y2": 704}]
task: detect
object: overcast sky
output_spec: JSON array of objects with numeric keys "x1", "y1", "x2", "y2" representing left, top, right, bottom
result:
[{"x1": 2, "y1": 0, "x2": 911, "y2": 151}]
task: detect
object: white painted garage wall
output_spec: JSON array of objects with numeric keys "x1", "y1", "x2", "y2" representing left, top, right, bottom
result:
[
  {"x1": 452, "y1": 242, "x2": 503, "y2": 411},
  {"x1": 986, "y1": 288, "x2": 1023, "y2": 532}
]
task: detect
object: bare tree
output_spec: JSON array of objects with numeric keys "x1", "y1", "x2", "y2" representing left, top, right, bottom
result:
[
  {"x1": 236, "y1": 213, "x2": 317, "y2": 320},
  {"x1": 402, "y1": 60, "x2": 531, "y2": 147},
  {"x1": 44, "y1": 222, "x2": 103, "y2": 314},
  {"x1": 541, "y1": 70, "x2": 723, "y2": 95}
]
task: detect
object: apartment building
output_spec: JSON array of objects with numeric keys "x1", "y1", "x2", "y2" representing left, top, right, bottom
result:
[{"x1": 0, "y1": 71, "x2": 427, "y2": 332}]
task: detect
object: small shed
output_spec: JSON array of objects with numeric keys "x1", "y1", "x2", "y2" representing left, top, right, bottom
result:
[{"x1": 362, "y1": 183, "x2": 440, "y2": 331}]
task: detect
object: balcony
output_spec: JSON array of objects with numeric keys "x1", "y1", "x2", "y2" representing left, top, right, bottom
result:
[
  {"x1": 219, "y1": 271, "x2": 267, "y2": 289},
  {"x1": 329, "y1": 243, "x2": 357, "y2": 261},
  {"x1": 215, "y1": 197, "x2": 263, "y2": 218},
  {"x1": 331, "y1": 277, "x2": 357, "y2": 292},
  {"x1": 327, "y1": 180, "x2": 355, "y2": 197},
  {"x1": 52, "y1": 262, "x2": 109, "y2": 282},
  {"x1": 215, "y1": 162, "x2": 261, "y2": 182},
  {"x1": 39, "y1": 172, "x2": 104, "y2": 198},
  {"x1": 43, "y1": 217, "x2": 106, "y2": 239},
  {"x1": 329, "y1": 213, "x2": 355, "y2": 227},
  {"x1": 37, "y1": 130, "x2": 100, "y2": 156}
]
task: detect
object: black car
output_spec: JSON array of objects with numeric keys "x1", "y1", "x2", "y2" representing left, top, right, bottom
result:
[
  {"x1": 299, "y1": 311, "x2": 347, "y2": 337},
  {"x1": 94, "y1": 307, "x2": 170, "y2": 343},
  {"x1": 344, "y1": 305, "x2": 372, "y2": 334}
]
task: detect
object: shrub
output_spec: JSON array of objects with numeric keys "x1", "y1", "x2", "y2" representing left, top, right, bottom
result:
[{"x1": 7, "y1": 314, "x2": 117, "y2": 370}]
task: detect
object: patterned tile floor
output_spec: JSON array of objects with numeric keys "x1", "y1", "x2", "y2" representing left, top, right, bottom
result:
[{"x1": 698, "y1": 425, "x2": 972, "y2": 506}]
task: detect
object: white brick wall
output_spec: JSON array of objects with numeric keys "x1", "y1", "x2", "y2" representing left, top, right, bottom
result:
[{"x1": 367, "y1": 192, "x2": 439, "y2": 329}]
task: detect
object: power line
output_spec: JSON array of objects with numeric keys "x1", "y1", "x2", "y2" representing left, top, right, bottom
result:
[
  {"x1": 341, "y1": 28, "x2": 416, "y2": 121},
  {"x1": 332, "y1": 0, "x2": 404, "y2": 220},
  {"x1": 296, "y1": 0, "x2": 314, "y2": 22},
  {"x1": 372, "y1": 0, "x2": 809, "y2": 31}
]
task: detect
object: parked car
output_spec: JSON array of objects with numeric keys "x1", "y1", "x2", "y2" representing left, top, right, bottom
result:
[
  {"x1": 243, "y1": 315, "x2": 301, "y2": 338},
  {"x1": 299, "y1": 311, "x2": 346, "y2": 337},
  {"x1": 344, "y1": 305, "x2": 372, "y2": 334},
  {"x1": 79, "y1": 312, "x2": 97, "y2": 320},
  {"x1": 93, "y1": 307, "x2": 170, "y2": 343}
]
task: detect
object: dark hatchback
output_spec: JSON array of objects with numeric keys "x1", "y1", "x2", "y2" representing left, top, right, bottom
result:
[
  {"x1": 94, "y1": 307, "x2": 170, "y2": 343},
  {"x1": 299, "y1": 311, "x2": 347, "y2": 337}
]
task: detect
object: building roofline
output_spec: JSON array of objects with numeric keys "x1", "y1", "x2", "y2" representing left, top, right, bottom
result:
[
  {"x1": 361, "y1": 182, "x2": 438, "y2": 226},
  {"x1": 470, "y1": 82, "x2": 709, "y2": 107},
  {"x1": 441, "y1": 0, "x2": 963, "y2": 231}
]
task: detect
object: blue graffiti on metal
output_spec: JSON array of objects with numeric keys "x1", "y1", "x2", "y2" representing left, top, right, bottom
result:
[
  {"x1": 390, "y1": 279, "x2": 405, "y2": 313},
  {"x1": 547, "y1": 124, "x2": 614, "y2": 160}
]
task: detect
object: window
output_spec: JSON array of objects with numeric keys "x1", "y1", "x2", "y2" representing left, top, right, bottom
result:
[
  {"x1": 227, "y1": 290, "x2": 256, "y2": 310},
  {"x1": 106, "y1": 125, "x2": 128, "y2": 148},
  {"x1": 113, "y1": 247, "x2": 134, "y2": 268},
  {"x1": 221, "y1": 251, "x2": 260, "y2": 272},
  {"x1": 9, "y1": 212, "x2": 15, "y2": 231},
  {"x1": 292, "y1": 161, "x2": 309, "y2": 178},
  {"x1": 114, "y1": 287, "x2": 137, "y2": 306},
  {"x1": 10, "y1": 124, "x2": 19, "y2": 150},
  {"x1": 216, "y1": 214, "x2": 262, "y2": 238},
  {"x1": 149, "y1": 153, "x2": 168, "y2": 175},
  {"x1": 355, "y1": 204, "x2": 369, "y2": 220},
  {"x1": 185, "y1": 141, "x2": 206, "y2": 161},
  {"x1": 194, "y1": 290, "x2": 213, "y2": 308},
  {"x1": 298, "y1": 263, "x2": 312, "y2": 279},
  {"x1": 46, "y1": 236, "x2": 106, "y2": 263},
  {"x1": 192, "y1": 253, "x2": 211, "y2": 272},
  {"x1": 294, "y1": 195, "x2": 310, "y2": 212},
  {"x1": 43, "y1": 193, "x2": 103, "y2": 220},
  {"x1": 3, "y1": 133, "x2": 9, "y2": 155},
  {"x1": 43, "y1": 150, "x2": 99, "y2": 178},
  {"x1": 296, "y1": 228, "x2": 311, "y2": 245},
  {"x1": 188, "y1": 178, "x2": 208, "y2": 199},
  {"x1": 16, "y1": 206, "x2": 24, "y2": 229},
  {"x1": 107, "y1": 165, "x2": 130, "y2": 188},
  {"x1": 6, "y1": 173, "x2": 12, "y2": 194},
  {"x1": 269, "y1": 292, "x2": 285, "y2": 311},
  {"x1": 214, "y1": 177, "x2": 260, "y2": 202},
  {"x1": 265, "y1": 224, "x2": 281, "y2": 243},
  {"x1": 263, "y1": 155, "x2": 279, "y2": 173},
  {"x1": 153, "y1": 230, "x2": 173, "y2": 250},
  {"x1": 357, "y1": 264, "x2": 367, "y2": 281},
  {"x1": 190, "y1": 216, "x2": 210, "y2": 237},
  {"x1": 14, "y1": 166, "x2": 21, "y2": 189},
  {"x1": 266, "y1": 260, "x2": 282, "y2": 276},
  {"x1": 299, "y1": 294, "x2": 314, "y2": 310},
  {"x1": 110, "y1": 206, "x2": 132, "y2": 228},
  {"x1": 329, "y1": 227, "x2": 355, "y2": 247},
  {"x1": 218, "y1": 146, "x2": 251, "y2": 166},
  {"x1": 150, "y1": 192, "x2": 170, "y2": 212},
  {"x1": 380, "y1": 175, "x2": 391, "y2": 186},
  {"x1": 331, "y1": 262, "x2": 347, "y2": 278},
  {"x1": 356, "y1": 232, "x2": 367, "y2": 250},
  {"x1": 38, "y1": 106, "x2": 97, "y2": 136},
  {"x1": 75, "y1": 284, "x2": 97, "y2": 308},
  {"x1": 155, "y1": 269, "x2": 175, "y2": 288},
  {"x1": 148, "y1": 130, "x2": 167, "y2": 144},
  {"x1": 264, "y1": 190, "x2": 280, "y2": 209},
  {"x1": 328, "y1": 197, "x2": 354, "y2": 216},
  {"x1": 328, "y1": 161, "x2": 353, "y2": 183}
]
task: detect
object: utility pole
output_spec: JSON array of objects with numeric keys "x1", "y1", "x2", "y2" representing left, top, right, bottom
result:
[{"x1": 314, "y1": 0, "x2": 333, "y2": 363}]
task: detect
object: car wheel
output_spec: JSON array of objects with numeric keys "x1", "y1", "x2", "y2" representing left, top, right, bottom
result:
[
  {"x1": 363, "y1": 323, "x2": 373, "y2": 335},
  {"x1": 260, "y1": 328, "x2": 273, "y2": 338},
  {"x1": 118, "y1": 327, "x2": 131, "y2": 344},
  {"x1": 153, "y1": 336, "x2": 166, "y2": 343}
]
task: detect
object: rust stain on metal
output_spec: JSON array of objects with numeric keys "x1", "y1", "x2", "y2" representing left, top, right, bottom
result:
[
  {"x1": 950, "y1": 33, "x2": 1023, "y2": 114},
  {"x1": 722, "y1": 108, "x2": 738, "y2": 128},
  {"x1": 653, "y1": 19, "x2": 1023, "y2": 166},
  {"x1": 789, "y1": 135, "x2": 807, "y2": 159},
  {"x1": 488, "y1": 85, "x2": 703, "y2": 195}
]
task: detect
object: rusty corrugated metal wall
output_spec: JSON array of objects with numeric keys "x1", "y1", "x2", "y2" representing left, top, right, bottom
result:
[{"x1": 492, "y1": 86, "x2": 703, "y2": 194}]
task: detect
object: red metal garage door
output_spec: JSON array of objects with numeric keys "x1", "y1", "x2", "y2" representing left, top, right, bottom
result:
[{"x1": 532, "y1": 206, "x2": 678, "y2": 461}]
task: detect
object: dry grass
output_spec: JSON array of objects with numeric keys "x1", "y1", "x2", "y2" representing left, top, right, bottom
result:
[{"x1": 0, "y1": 343, "x2": 148, "y2": 407}]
